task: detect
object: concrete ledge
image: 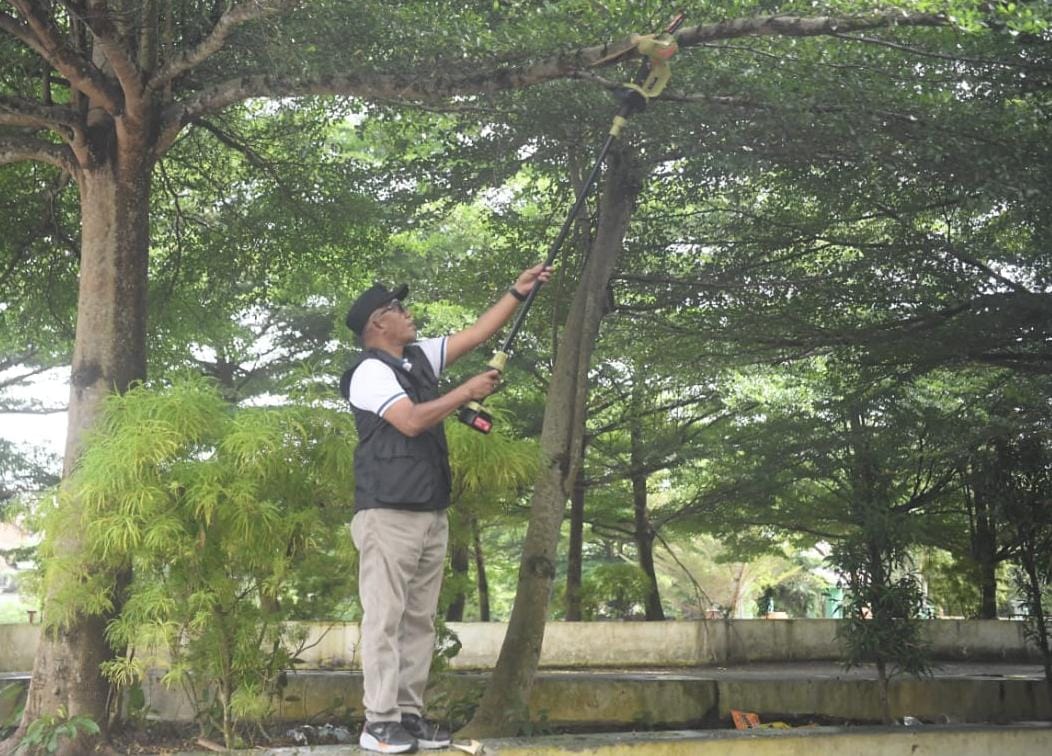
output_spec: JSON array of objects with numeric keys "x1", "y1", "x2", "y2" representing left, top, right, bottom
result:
[
  {"x1": 715, "y1": 674, "x2": 1052, "y2": 723},
  {"x1": 140, "y1": 671, "x2": 720, "y2": 729},
  {"x1": 0, "y1": 620, "x2": 1039, "y2": 674},
  {"x1": 141, "y1": 666, "x2": 1052, "y2": 726},
  {"x1": 6, "y1": 664, "x2": 1052, "y2": 728},
  {"x1": 171, "y1": 724, "x2": 1052, "y2": 755}
]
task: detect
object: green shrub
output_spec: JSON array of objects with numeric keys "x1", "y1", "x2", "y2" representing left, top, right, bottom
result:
[
  {"x1": 579, "y1": 562, "x2": 652, "y2": 620},
  {"x1": 16, "y1": 706, "x2": 99, "y2": 755},
  {"x1": 35, "y1": 377, "x2": 359, "y2": 747}
]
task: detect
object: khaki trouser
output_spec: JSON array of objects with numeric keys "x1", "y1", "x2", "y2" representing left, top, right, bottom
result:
[{"x1": 350, "y1": 507, "x2": 449, "y2": 723}]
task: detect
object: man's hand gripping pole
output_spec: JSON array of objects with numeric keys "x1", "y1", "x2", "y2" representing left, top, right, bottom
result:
[{"x1": 457, "y1": 351, "x2": 507, "y2": 434}]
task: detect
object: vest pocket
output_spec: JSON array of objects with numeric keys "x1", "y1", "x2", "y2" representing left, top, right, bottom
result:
[{"x1": 374, "y1": 455, "x2": 434, "y2": 504}]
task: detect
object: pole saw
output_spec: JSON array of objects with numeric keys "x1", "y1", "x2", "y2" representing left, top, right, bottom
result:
[{"x1": 457, "y1": 11, "x2": 686, "y2": 434}]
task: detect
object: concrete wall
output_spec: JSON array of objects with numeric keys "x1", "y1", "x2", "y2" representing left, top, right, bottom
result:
[
  {"x1": 0, "y1": 624, "x2": 39, "y2": 673},
  {"x1": 0, "y1": 618, "x2": 1040, "y2": 674}
]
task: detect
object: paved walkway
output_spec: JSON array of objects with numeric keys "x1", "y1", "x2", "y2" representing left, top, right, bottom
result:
[{"x1": 172, "y1": 723, "x2": 1052, "y2": 755}]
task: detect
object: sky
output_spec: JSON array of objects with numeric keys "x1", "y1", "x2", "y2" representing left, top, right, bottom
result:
[{"x1": 0, "y1": 367, "x2": 69, "y2": 457}]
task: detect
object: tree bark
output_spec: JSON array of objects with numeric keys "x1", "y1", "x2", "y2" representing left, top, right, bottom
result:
[{"x1": 460, "y1": 145, "x2": 642, "y2": 738}]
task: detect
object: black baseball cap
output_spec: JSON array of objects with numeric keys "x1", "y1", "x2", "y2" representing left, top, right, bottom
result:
[{"x1": 345, "y1": 282, "x2": 409, "y2": 335}]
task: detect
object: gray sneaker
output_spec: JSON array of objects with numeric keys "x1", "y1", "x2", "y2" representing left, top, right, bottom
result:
[
  {"x1": 360, "y1": 720, "x2": 418, "y2": 753},
  {"x1": 401, "y1": 713, "x2": 451, "y2": 749}
]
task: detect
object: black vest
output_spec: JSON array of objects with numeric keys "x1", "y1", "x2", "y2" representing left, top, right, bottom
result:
[{"x1": 340, "y1": 345, "x2": 452, "y2": 513}]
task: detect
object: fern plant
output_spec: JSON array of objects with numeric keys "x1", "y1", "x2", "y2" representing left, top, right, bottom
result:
[{"x1": 35, "y1": 376, "x2": 358, "y2": 748}]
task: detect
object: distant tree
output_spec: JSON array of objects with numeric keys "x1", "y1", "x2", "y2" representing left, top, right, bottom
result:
[
  {"x1": 0, "y1": 439, "x2": 58, "y2": 514},
  {"x1": 983, "y1": 435, "x2": 1052, "y2": 701}
]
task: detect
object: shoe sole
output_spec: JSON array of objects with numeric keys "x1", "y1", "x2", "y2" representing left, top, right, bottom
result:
[
  {"x1": 360, "y1": 731, "x2": 418, "y2": 753},
  {"x1": 417, "y1": 737, "x2": 452, "y2": 750}
]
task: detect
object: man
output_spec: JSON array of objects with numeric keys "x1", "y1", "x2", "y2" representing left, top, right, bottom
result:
[{"x1": 339, "y1": 263, "x2": 550, "y2": 753}]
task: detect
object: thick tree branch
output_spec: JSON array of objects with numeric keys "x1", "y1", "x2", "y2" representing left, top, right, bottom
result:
[
  {"x1": 0, "y1": 135, "x2": 75, "y2": 170},
  {"x1": 148, "y1": 0, "x2": 301, "y2": 91},
  {"x1": 0, "y1": 94, "x2": 84, "y2": 142},
  {"x1": 137, "y1": 0, "x2": 159, "y2": 71},
  {"x1": 9, "y1": 0, "x2": 122, "y2": 114},
  {"x1": 59, "y1": 1, "x2": 143, "y2": 103},
  {"x1": 675, "y1": 11, "x2": 948, "y2": 46},
  {"x1": 0, "y1": 351, "x2": 40, "y2": 377},
  {"x1": 153, "y1": 10, "x2": 949, "y2": 155},
  {"x1": 0, "y1": 363, "x2": 53, "y2": 390},
  {"x1": 0, "y1": 9, "x2": 48, "y2": 57}
]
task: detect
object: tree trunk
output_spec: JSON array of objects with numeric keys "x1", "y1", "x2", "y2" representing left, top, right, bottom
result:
[
  {"x1": 472, "y1": 518, "x2": 490, "y2": 622},
  {"x1": 629, "y1": 384, "x2": 664, "y2": 621},
  {"x1": 561, "y1": 151, "x2": 593, "y2": 623},
  {"x1": 460, "y1": 146, "x2": 642, "y2": 738},
  {"x1": 728, "y1": 563, "x2": 748, "y2": 618},
  {"x1": 876, "y1": 657, "x2": 892, "y2": 724},
  {"x1": 564, "y1": 459, "x2": 586, "y2": 621},
  {"x1": 1019, "y1": 542, "x2": 1052, "y2": 704},
  {"x1": 972, "y1": 490, "x2": 999, "y2": 619},
  {"x1": 11, "y1": 140, "x2": 152, "y2": 754},
  {"x1": 631, "y1": 471, "x2": 664, "y2": 621}
]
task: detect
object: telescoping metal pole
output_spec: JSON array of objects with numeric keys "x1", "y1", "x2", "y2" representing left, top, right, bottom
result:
[{"x1": 458, "y1": 11, "x2": 686, "y2": 434}]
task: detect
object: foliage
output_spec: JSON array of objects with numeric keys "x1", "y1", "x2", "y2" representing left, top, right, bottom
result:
[
  {"x1": 0, "y1": 440, "x2": 59, "y2": 516},
  {"x1": 919, "y1": 549, "x2": 983, "y2": 618},
  {"x1": 0, "y1": 682, "x2": 26, "y2": 738},
  {"x1": 833, "y1": 541, "x2": 934, "y2": 674},
  {"x1": 446, "y1": 409, "x2": 539, "y2": 503},
  {"x1": 32, "y1": 377, "x2": 358, "y2": 747},
  {"x1": 989, "y1": 435, "x2": 1052, "y2": 678},
  {"x1": 575, "y1": 562, "x2": 652, "y2": 621},
  {"x1": 15, "y1": 707, "x2": 99, "y2": 756}
]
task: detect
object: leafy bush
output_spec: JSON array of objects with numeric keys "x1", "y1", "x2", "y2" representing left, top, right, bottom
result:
[
  {"x1": 35, "y1": 377, "x2": 358, "y2": 747},
  {"x1": 578, "y1": 562, "x2": 652, "y2": 620},
  {"x1": 16, "y1": 706, "x2": 99, "y2": 755}
]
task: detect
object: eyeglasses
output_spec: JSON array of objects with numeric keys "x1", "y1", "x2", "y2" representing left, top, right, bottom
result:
[{"x1": 377, "y1": 299, "x2": 406, "y2": 316}]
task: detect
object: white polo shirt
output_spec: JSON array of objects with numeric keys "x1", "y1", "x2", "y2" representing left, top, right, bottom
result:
[{"x1": 348, "y1": 336, "x2": 448, "y2": 417}]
